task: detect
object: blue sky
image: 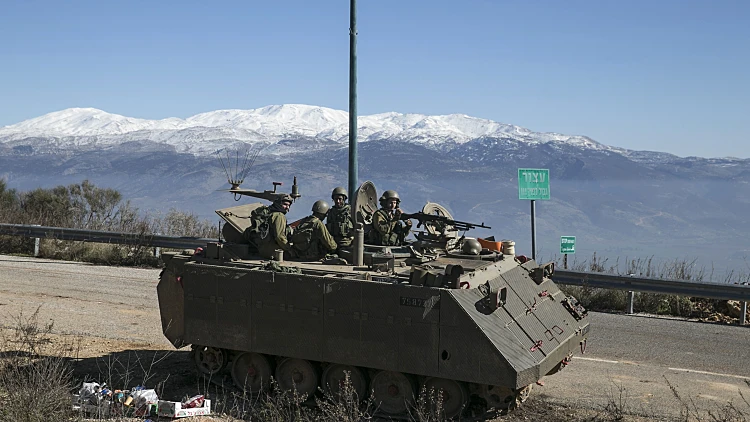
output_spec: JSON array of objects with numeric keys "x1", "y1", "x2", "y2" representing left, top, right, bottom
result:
[{"x1": 1, "y1": 0, "x2": 748, "y2": 158}]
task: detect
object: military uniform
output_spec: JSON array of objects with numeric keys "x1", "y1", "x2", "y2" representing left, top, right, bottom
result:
[
  {"x1": 291, "y1": 215, "x2": 337, "y2": 260},
  {"x1": 326, "y1": 204, "x2": 354, "y2": 248},
  {"x1": 245, "y1": 203, "x2": 294, "y2": 259},
  {"x1": 369, "y1": 209, "x2": 411, "y2": 246}
]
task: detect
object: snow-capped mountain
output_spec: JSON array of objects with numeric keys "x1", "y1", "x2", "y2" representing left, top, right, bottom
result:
[
  {"x1": 2, "y1": 104, "x2": 750, "y2": 273},
  {"x1": 0, "y1": 104, "x2": 612, "y2": 155}
]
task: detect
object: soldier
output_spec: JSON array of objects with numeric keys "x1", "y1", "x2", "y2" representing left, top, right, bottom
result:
[
  {"x1": 291, "y1": 200, "x2": 338, "y2": 260},
  {"x1": 325, "y1": 186, "x2": 354, "y2": 249},
  {"x1": 369, "y1": 190, "x2": 412, "y2": 246},
  {"x1": 245, "y1": 194, "x2": 295, "y2": 259}
]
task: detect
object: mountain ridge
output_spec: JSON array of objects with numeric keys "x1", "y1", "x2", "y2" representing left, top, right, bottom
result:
[
  {"x1": 1, "y1": 108, "x2": 750, "y2": 272},
  {"x1": 0, "y1": 104, "x2": 617, "y2": 156}
]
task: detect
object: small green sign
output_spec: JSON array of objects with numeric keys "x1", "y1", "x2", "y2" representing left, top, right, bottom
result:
[
  {"x1": 518, "y1": 168, "x2": 550, "y2": 200},
  {"x1": 560, "y1": 236, "x2": 576, "y2": 254}
]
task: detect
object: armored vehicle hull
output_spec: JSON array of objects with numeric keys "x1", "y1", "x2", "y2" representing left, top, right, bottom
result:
[{"x1": 158, "y1": 240, "x2": 589, "y2": 416}]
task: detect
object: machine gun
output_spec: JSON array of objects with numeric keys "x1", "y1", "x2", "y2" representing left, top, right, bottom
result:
[{"x1": 399, "y1": 211, "x2": 491, "y2": 232}]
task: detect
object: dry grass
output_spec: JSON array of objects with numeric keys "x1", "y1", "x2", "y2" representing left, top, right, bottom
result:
[
  {"x1": 2, "y1": 313, "x2": 750, "y2": 421},
  {"x1": 194, "y1": 376, "x2": 378, "y2": 422},
  {"x1": 38, "y1": 239, "x2": 160, "y2": 267},
  {"x1": 0, "y1": 308, "x2": 76, "y2": 422},
  {"x1": 665, "y1": 377, "x2": 750, "y2": 422}
]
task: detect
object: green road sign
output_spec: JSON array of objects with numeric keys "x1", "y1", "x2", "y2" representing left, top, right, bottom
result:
[
  {"x1": 561, "y1": 236, "x2": 576, "y2": 254},
  {"x1": 518, "y1": 168, "x2": 550, "y2": 200}
]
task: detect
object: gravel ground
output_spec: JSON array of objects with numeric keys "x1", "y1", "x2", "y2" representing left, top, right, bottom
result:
[{"x1": 2, "y1": 254, "x2": 749, "y2": 421}]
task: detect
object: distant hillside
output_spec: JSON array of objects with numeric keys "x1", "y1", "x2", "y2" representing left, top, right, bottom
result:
[{"x1": 1, "y1": 105, "x2": 749, "y2": 274}]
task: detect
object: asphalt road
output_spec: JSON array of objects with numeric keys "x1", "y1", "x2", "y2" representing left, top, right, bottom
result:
[{"x1": 1, "y1": 254, "x2": 749, "y2": 418}]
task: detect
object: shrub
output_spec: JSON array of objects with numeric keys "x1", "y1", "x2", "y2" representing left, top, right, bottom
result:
[{"x1": 0, "y1": 179, "x2": 217, "y2": 266}]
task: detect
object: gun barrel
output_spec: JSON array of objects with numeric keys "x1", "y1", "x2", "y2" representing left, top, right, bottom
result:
[{"x1": 400, "y1": 212, "x2": 491, "y2": 230}]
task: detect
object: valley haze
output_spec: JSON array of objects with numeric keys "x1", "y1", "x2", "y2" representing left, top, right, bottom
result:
[{"x1": 1, "y1": 104, "x2": 748, "y2": 276}]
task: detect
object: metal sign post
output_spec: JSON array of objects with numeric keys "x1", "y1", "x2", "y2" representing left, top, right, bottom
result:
[
  {"x1": 530, "y1": 200, "x2": 536, "y2": 260},
  {"x1": 518, "y1": 169, "x2": 550, "y2": 260},
  {"x1": 561, "y1": 236, "x2": 575, "y2": 269}
]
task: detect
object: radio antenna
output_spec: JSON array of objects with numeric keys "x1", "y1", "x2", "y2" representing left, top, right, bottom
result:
[{"x1": 217, "y1": 145, "x2": 264, "y2": 189}]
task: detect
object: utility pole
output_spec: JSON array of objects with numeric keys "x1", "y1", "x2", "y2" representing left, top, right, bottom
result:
[{"x1": 348, "y1": 0, "x2": 358, "y2": 197}]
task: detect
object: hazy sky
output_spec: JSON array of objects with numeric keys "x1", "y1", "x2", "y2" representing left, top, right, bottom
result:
[{"x1": 1, "y1": 0, "x2": 748, "y2": 158}]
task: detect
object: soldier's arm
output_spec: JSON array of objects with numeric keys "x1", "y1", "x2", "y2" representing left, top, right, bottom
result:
[
  {"x1": 316, "y1": 220, "x2": 338, "y2": 252},
  {"x1": 393, "y1": 222, "x2": 407, "y2": 239},
  {"x1": 343, "y1": 206, "x2": 355, "y2": 236},
  {"x1": 395, "y1": 208, "x2": 412, "y2": 230},
  {"x1": 391, "y1": 216, "x2": 408, "y2": 235},
  {"x1": 271, "y1": 214, "x2": 292, "y2": 251},
  {"x1": 372, "y1": 210, "x2": 390, "y2": 235},
  {"x1": 325, "y1": 214, "x2": 333, "y2": 233}
]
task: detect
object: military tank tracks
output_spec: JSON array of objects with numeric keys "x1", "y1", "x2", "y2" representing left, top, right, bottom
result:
[{"x1": 190, "y1": 345, "x2": 532, "y2": 419}]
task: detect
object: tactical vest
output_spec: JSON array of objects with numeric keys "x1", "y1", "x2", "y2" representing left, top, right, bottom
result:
[{"x1": 327, "y1": 205, "x2": 354, "y2": 245}]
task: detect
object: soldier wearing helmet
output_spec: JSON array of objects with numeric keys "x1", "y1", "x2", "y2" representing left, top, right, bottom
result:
[
  {"x1": 249, "y1": 194, "x2": 296, "y2": 259},
  {"x1": 369, "y1": 190, "x2": 412, "y2": 246},
  {"x1": 291, "y1": 200, "x2": 338, "y2": 260},
  {"x1": 325, "y1": 187, "x2": 354, "y2": 249}
]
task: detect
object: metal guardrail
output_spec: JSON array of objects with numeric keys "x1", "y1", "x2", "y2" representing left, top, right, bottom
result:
[
  {"x1": 554, "y1": 270, "x2": 750, "y2": 302},
  {"x1": 554, "y1": 269, "x2": 749, "y2": 325},
  {"x1": 0, "y1": 223, "x2": 215, "y2": 250},
  {"x1": 1, "y1": 222, "x2": 747, "y2": 323}
]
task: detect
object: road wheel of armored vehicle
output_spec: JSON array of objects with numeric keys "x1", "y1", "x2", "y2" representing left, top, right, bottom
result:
[
  {"x1": 515, "y1": 384, "x2": 532, "y2": 406},
  {"x1": 321, "y1": 364, "x2": 367, "y2": 401},
  {"x1": 474, "y1": 384, "x2": 526, "y2": 411},
  {"x1": 371, "y1": 371, "x2": 416, "y2": 415},
  {"x1": 191, "y1": 346, "x2": 228, "y2": 376},
  {"x1": 422, "y1": 377, "x2": 469, "y2": 418},
  {"x1": 231, "y1": 352, "x2": 272, "y2": 394},
  {"x1": 275, "y1": 358, "x2": 319, "y2": 399},
  {"x1": 485, "y1": 384, "x2": 532, "y2": 411}
]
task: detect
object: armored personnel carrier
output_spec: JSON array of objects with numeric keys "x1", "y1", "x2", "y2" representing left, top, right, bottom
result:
[{"x1": 157, "y1": 178, "x2": 590, "y2": 417}]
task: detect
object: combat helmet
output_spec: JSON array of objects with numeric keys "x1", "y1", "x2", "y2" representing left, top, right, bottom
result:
[
  {"x1": 312, "y1": 200, "x2": 330, "y2": 215},
  {"x1": 331, "y1": 187, "x2": 348, "y2": 201},
  {"x1": 379, "y1": 190, "x2": 400, "y2": 206},
  {"x1": 461, "y1": 238, "x2": 482, "y2": 255}
]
